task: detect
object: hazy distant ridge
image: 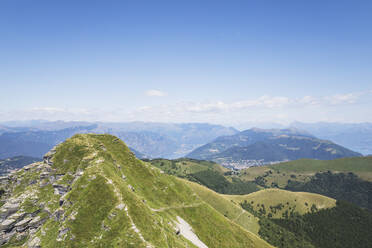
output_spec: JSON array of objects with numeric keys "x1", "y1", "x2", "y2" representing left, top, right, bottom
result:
[{"x1": 187, "y1": 128, "x2": 361, "y2": 167}]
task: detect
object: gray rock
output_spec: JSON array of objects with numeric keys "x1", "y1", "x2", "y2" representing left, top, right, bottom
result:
[
  {"x1": 16, "y1": 230, "x2": 28, "y2": 240},
  {"x1": 1, "y1": 202, "x2": 20, "y2": 215},
  {"x1": 0, "y1": 176, "x2": 8, "y2": 185},
  {"x1": 29, "y1": 215, "x2": 42, "y2": 227},
  {"x1": 8, "y1": 211, "x2": 26, "y2": 222},
  {"x1": 0, "y1": 229, "x2": 16, "y2": 245},
  {"x1": 43, "y1": 147, "x2": 57, "y2": 166},
  {"x1": 23, "y1": 164, "x2": 36, "y2": 171},
  {"x1": 128, "y1": 185, "x2": 135, "y2": 192},
  {"x1": 0, "y1": 218, "x2": 16, "y2": 231},
  {"x1": 14, "y1": 217, "x2": 32, "y2": 232},
  {"x1": 57, "y1": 227, "x2": 69, "y2": 241},
  {"x1": 76, "y1": 170, "x2": 84, "y2": 176},
  {"x1": 53, "y1": 184, "x2": 70, "y2": 195},
  {"x1": 53, "y1": 208, "x2": 65, "y2": 221},
  {"x1": 28, "y1": 236, "x2": 41, "y2": 248},
  {"x1": 40, "y1": 171, "x2": 50, "y2": 179},
  {"x1": 116, "y1": 203, "x2": 125, "y2": 210}
]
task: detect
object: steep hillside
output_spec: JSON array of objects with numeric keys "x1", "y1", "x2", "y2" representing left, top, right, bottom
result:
[
  {"x1": 187, "y1": 128, "x2": 361, "y2": 168},
  {"x1": 0, "y1": 134, "x2": 271, "y2": 248},
  {"x1": 183, "y1": 180, "x2": 261, "y2": 235}
]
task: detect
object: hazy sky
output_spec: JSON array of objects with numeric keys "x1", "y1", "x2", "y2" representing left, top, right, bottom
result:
[{"x1": 1, "y1": 0, "x2": 371, "y2": 125}]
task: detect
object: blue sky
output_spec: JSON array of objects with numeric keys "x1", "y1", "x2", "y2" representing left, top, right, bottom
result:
[{"x1": 0, "y1": 0, "x2": 371, "y2": 125}]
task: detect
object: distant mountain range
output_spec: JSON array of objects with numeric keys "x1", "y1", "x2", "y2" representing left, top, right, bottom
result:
[
  {"x1": 0, "y1": 121, "x2": 237, "y2": 159},
  {"x1": 187, "y1": 128, "x2": 362, "y2": 168},
  {"x1": 290, "y1": 122, "x2": 372, "y2": 155},
  {"x1": 1, "y1": 121, "x2": 370, "y2": 165}
]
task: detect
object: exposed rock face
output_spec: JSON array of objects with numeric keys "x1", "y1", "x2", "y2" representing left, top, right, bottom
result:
[
  {"x1": 53, "y1": 183, "x2": 71, "y2": 195},
  {"x1": 0, "y1": 201, "x2": 20, "y2": 219},
  {"x1": 43, "y1": 146, "x2": 57, "y2": 166},
  {"x1": 27, "y1": 236, "x2": 41, "y2": 248},
  {"x1": 0, "y1": 199, "x2": 44, "y2": 245},
  {"x1": 0, "y1": 147, "x2": 65, "y2": 246}
]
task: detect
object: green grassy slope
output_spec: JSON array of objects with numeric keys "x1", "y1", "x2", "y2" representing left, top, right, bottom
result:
[
  {"x1": 0, "y1": 134, "x2": 272, "y2": 248},
  {"x1": 224, "y1": 188, "x2": 336, "y2": 218},
  {"x1": 183, "y1": 179, "x2": 260, "y2": 235},
  {"x1": 269, "y1": 156, "x2": 372, "y2": 181},
  {"x1": 237, "y1": 156, "x2": 372, "y2": 188},
  {"x1": 236, "y1": 157, "x2": 372, "y2": 211}
]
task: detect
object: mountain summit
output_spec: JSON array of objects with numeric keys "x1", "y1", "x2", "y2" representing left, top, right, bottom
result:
[{"x1": 0, "y1": 134, "x2": 271, "y2": 247}]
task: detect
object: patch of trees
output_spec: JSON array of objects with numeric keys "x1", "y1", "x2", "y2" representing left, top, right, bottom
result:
[
  {"x1": 241, "y1": 200, "x2": 372, "y2": 248},
  {"x1": 273, "y1": 201, "x2": 372, "y2": 248},
  {"x1": 240, "y1": 200, "x2": 314, "y2": 248},
  {"x1": 285, "y1": 171, "x2": 372, "y2": 210},
  {"x1": 258, "y1": 217, "x2": 314, "y2": 248},
  {"x1": 254, "y1": 176, "x2": 267, "y2": 187},
  {"x1": 240, "y1": 200, "x2": 299, "y2": 219}
]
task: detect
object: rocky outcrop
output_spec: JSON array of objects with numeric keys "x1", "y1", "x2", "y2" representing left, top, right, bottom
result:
[
  {"x1": 27, "y1": 236, "x2": 41, "y2": 248},
  {"x1": 43, "y1": 146, "x2": 57, "y2": 166},
  {"x1": 0, "y1": 192, "x2": 48, "y2": 245},
  {"x1": 0, "y1": 147, "x2": 66, "y2": 246},
  {"x1": 53, "y1": 183, "x2": 71, "y2": 196},
  {"x1": 0, "y1": 201, "x2": 20, "y2": 220}
]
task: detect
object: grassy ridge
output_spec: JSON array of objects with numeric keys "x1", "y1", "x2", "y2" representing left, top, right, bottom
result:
[
  {"x1": 224, "y1": 188, "x2": 336, "y2": 218},
  {"x1": 1, "y1": 134, "x2": 272, "y2": 248}
]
